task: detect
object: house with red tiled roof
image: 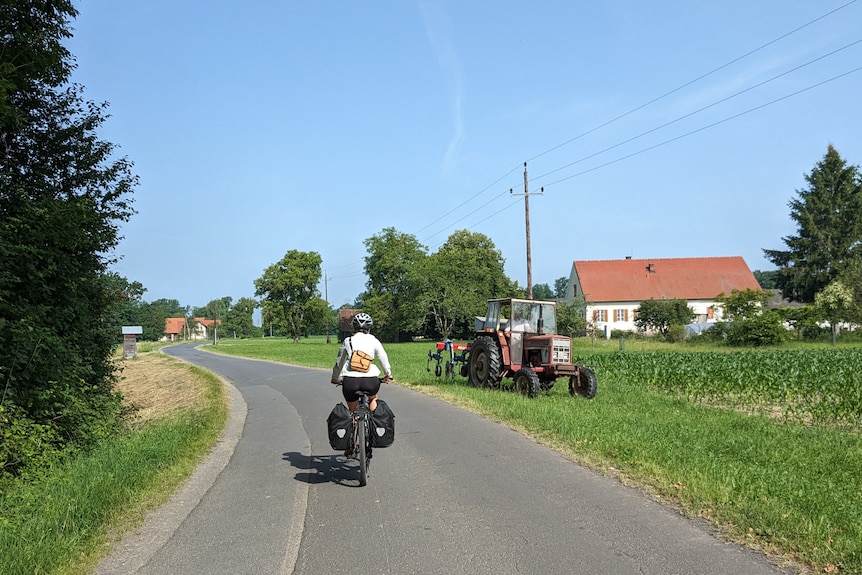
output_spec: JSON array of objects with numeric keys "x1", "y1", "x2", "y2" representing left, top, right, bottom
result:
[
  {"x1": 163, "y1": 317, "x2": 221, "y2": 341},
  {"x1": 164, "y1": 317, "x2": 186, "y2": 341},
  {"x1": 566, "y1": 256, "x2": 761, "y2": 333}
]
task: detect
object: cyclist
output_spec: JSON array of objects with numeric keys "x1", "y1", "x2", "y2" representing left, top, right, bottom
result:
[{"x1": 331, "y1": 312, "x2": 393, "y2": 415}]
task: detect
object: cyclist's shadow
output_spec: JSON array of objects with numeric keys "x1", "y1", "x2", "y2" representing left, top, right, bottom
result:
[{"x1": 282, "y1": 451, "x2": 363, "y2": 486}]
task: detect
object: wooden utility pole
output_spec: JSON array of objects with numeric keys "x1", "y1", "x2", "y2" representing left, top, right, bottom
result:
[
  {"x1": 511, "y1": 162, "x2": 542, "y2": 299},
  {"x1": 324, "y1": 270, "x2": 331, "y2": 343}
]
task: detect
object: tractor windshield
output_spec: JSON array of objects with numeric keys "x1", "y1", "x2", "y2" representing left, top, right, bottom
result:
[
  {"x1": 510, "y1": 301, "x2": 557, "y2": 334},
  {"x1": 538, "y1": 303, "x2": 556, "y2": 334}
]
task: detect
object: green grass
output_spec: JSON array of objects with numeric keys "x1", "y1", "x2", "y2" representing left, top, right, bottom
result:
[
  {"x1": 209, "y1": 336, "x2": 862, "y2": 574},
  {"x1": 0, "y1": 363, "x2": 226, "y2": 575}
]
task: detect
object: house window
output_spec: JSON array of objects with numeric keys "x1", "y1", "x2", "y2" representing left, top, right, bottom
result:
[
  {"x1": 594, "y1": 309, "x2": 607, "y2": 322},
  {"x1": 615, "y1": 309, "x2": 627, "y2": 322}
]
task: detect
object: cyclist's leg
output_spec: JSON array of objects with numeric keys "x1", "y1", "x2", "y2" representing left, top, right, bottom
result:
[
  {"x1": 361, "y1": 376, "x2": 382, "y2": 411},
  {"x1": 342, "y1": 377, "x2": 361, "y2": 412}
]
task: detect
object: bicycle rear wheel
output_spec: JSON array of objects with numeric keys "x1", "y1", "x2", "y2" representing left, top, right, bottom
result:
[{"x1": 357, "y1": 416, "x2": 368, "y2": 486}]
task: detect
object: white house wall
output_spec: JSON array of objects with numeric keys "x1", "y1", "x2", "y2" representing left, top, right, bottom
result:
[{"x1": 583, "y1": 300, "x2": 723, "y2": 334}]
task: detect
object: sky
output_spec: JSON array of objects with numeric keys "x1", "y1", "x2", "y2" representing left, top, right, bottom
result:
[{"x1": 65, "y1": 1, "x2": 862, "y2": 313}]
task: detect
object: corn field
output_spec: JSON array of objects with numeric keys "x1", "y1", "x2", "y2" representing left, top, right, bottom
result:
[{"x1": 577, "y1": 349, "x2": 862, "y2": 427}]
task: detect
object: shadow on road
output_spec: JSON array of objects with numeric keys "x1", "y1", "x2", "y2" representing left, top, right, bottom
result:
[{"x1": 282, "y1": 451, "x2": 366, "y2": 487}]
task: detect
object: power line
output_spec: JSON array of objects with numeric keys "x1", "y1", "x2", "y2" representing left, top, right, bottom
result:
[
  {"x1": 530, "y1": 37, "x2": 862, "y2": 185},
  {"x1": 410, "y1": 1, "x2": 858, "y2": 244},
  {"x1": 417, "y1": 60, "x2": 861, "y2": 261},
  {"x1": 413, "y1": 163, "x2": 521, "y2": 236},
  {"x1": 541, "y1": 65, "x2": 862, "y2": 188},
  {"x1": 525, "y1": 0, "x2": 858, "y2": 165}
]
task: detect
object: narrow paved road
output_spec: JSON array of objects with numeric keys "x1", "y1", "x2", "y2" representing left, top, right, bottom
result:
[{"x1": 96, "y1": 344, "x2": 793, "y2": 575}]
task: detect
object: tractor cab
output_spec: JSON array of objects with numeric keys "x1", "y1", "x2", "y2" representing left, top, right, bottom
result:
[
  {"x1": 481, "y1": 298, "x2": 557, "y2": 334},
  {"x1": 479, "y1": 299, "x2": 557, "y2": 367}
]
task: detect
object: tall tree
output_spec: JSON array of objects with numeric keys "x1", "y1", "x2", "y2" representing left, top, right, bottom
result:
[
  {"x1": 254, "y1": 250, "x2": 326, "y2": 342},
  {"x1": 361, "y1": 227, "x2": 427, "y2": 341},
  {"x1": 413, "y1": 230, "x2": 515, "y2": 340},
  {"x1": 554, "y1": 276, "x2": 569, "y2": 299},
  {"x1": 204, "y1": 297, "x2": 231, "y2": 343},
  {"x1": 814, "y1": 280, "x2": 853, "y2": 344},
  {"x1": 222, "y1": 296, "x2": 260, "y2": 339},
  {"x1": 102, "y1": 273, "x2": 146, "y2": 339},
  {"x1": 1, "y1": 1, "x2": 137, "y2": 479},
  {"x1": 532, "y1": 283, "x2": 554, "y2": 300},
  {"x1": 763, "y1": 145, "x2": 862, "y2": 303}
]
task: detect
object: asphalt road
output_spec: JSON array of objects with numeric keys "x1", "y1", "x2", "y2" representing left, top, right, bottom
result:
[{"x1": 94, "y1": 344, "x2": 794, "y2": 575}]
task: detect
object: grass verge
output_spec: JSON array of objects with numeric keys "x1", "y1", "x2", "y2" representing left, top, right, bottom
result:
[
  {"x1": 210, "y1": 337, "x2": 860, "y2": 574},
  {"x1": 0, "y1": 349, "x2": 227, "y2": 575}
]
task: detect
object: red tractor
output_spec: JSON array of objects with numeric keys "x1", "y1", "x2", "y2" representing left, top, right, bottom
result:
[{"x1": 467, "y1": 298, "x2": 597, "y2": 398}]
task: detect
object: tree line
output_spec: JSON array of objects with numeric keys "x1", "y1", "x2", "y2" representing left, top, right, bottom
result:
[
  {"x1": 1, "y1": 2, "x2": 136, "y2": 481},
  {"x1": 103, "y1": 235, "x2": 573, "y2": 346},
  {"x1": 105, "y1": 279, "x2": 264, "y2": 342},
  {"x1": 252, "y1": 230, "x2": 579, "y2": 344}
]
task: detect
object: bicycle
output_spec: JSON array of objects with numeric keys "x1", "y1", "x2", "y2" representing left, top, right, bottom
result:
[
  {"x1": 349, "y1": 390, "x2": 374, "y2": 486},
  {"x1": 332, "y1": 377, "x2": 392, "y2": 486}
]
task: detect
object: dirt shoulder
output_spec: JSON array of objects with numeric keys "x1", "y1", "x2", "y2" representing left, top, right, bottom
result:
[{"x1": 115, "y1": 349, "x2": 208, "y2": 423}]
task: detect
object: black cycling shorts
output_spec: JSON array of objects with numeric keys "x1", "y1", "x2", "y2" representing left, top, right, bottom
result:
[{"x1": 341, "y1": 375, "x2": 381, "y2": 402}]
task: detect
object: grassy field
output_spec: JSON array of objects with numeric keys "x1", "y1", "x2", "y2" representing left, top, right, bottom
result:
[
  {"x1": 210, "y1": 336, "x2": 862, "y2": 574},
  {"x1": 0, "y1": 346, "x2": 227, "y2": 575}
]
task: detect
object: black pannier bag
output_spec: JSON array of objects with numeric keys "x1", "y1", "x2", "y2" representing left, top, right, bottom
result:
[
  {"x1": 370, "y1": 400, "x2": 395, "y2": 448},
  {"x1": 327, "y1": 403, "x2": 353, "y2": 451}
]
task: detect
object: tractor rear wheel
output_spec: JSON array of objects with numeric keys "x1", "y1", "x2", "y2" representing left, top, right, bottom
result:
[
  {"x1": 514, "y1": 368, "x2": 541, "y2": 398},
  {"x1": 569, "y1": 366, "x2": 598, "y2": 399},
  {"x1": 468, "y1": 336, "x2": 502, "y2": 388}
]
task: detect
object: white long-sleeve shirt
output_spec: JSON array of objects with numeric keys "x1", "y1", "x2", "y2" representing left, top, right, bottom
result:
[{"x1": 332, "y1": 331, "x2": 392, "y2": 381}]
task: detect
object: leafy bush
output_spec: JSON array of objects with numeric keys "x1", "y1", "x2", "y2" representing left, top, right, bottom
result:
[
  {"x1": 635, "y1": 299, "x2": 694, "y2": 335},
  {"x1": 695, "y1": 321, "x2": 728, "y2": 343},
  {"x1": 726, "y1": 312, "x2": 786, "y2": 346},
  {"x1": 664, "y1": 324, "x2": 686, "y2": 343},
  {"x1": 0, "y1": 405, "x2": 66, "y2": 483}
]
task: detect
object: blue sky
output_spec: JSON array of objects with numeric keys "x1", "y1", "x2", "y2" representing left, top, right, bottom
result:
[{"x1": 66, "y1": 1, "x2": 862, "y2": 311}]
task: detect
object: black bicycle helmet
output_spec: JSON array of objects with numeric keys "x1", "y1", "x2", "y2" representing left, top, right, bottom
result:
[{"x1": 352, "y1": 312, "x2": 373, "y2": 331}]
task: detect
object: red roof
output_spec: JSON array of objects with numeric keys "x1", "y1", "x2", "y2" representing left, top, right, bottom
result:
[
  {"x1": 165, "y1": 317, "x2": 185, "y2": 334},
  {"x1": 574, "y1": 257, "x2": 761, "y2": 303}
]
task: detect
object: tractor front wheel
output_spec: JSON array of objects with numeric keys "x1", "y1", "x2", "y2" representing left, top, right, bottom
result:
[
  {"x1": 514, "y1": 368, "x2": 541, "y2": 398},
  {"x1": 468, "y1": 336, "x2": 502, "y2": 388},
  {"x1": 569, "y1": 366, "x2": 598, "y2": 399}
]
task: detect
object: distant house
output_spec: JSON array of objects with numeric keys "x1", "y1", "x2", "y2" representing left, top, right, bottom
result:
[
  {"x1": 338, "y1": 308, "x2": 360, "y2": 342},
  {"x1": 163, "y1": 317, "x2": 221, "y2": 341},
  {"x1": 566, "y1": 256, "x2": 762, "y2": 334},
  {"x1": 164, "y1": 317, "x2": 186, "y2": 341}
]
